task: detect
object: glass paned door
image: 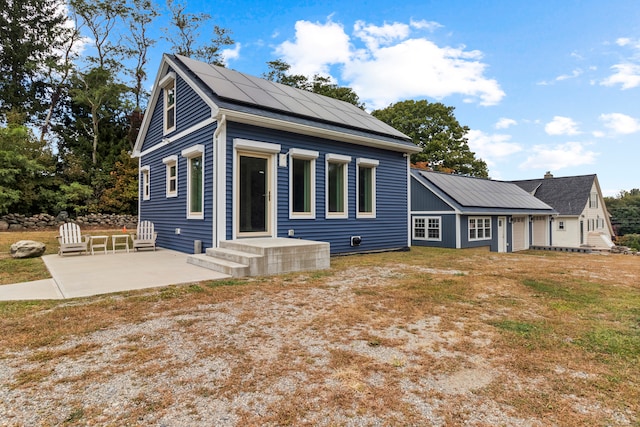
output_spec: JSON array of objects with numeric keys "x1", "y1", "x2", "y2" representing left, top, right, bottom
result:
[{"x1": 239, "y1": 155, "x2": 269, "y2": 234}]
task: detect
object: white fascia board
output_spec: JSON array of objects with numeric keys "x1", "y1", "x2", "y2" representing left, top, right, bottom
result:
[{"x1": 220, "y1": 108, "x2": 421, "y2": 154}]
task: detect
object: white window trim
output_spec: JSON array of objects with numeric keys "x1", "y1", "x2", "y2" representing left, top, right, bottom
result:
[
  {"x1": 413, "y1": 216, "x2": 442, "y2": 241},
  {"x1": 233, "y1": 138, "x2": 281, "y2": 154},
  {"x1": 356, "y1": 158, "x2": 378, "y2": 218},
  {"x1": 182, "y1": 145, "x2": 204, "y2": 219},
  {"x1": 163, "y1": 155, "x2": 178, "y2": 198},
  {"x1": 289, "y1": 148, "x2": 319, "y2": 219},
  {"x1": 325, "y1": 154, "x2": 351, "y2": 219},
  {"x1": 468, "y1": 216, "x2": 492, "y2": 241},
  {"x1": 141, "y1": 166, "x2": 150, "y2": 201},
  {"x1": 161, "y1": 72, "x2": 176, "y2": 135}
]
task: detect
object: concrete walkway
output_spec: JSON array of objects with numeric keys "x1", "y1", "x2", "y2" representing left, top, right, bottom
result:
[{"x1": 0, "y1": 249, "x2": 230, "y2": 301}]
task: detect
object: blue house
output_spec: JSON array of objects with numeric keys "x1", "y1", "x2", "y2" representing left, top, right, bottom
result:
[
  {"x1": 132, "y1": 54, "x2": 420, "y2": 274},
  {"x1": 410, "y1": 169, "x2": 556, "y2": 252}
]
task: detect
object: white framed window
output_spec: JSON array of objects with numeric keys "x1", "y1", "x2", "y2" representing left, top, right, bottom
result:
[
  {"x1": 413, "y1": 216, "x2": 441, "y2": 241},
  {"x1": 160, "y1": 72, "x2": 176, "y2": 134},
  {"x1": 162, "y1": 155, "x2": 178, "y2": 198},
  {"x1": 356, "y1": 158, "x2": 378, "y2": 218},
  {"x1": 141, "y1": 166, "x2": 150, "y2": 201},
  {"x1": 589, "y1": 192, "x2": 598, "y2": 208},
  {"x1": 469, "y1": 217, "x2": 491, "y2": 241},
  {"x1": 289, "y1": 148, "x2": 318, "y2": 219},
  {"x1": 181, "y1": 145, "x2": 204, "y2": 219},
  {"x1": 558, "y1": 220, "x2": 565, "y2": 231},
  {"x1": 326, "y1": 153, "x2": 351, "y2": 219}
]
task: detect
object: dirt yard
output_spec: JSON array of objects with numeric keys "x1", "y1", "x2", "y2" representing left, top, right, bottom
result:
[{"x1": 0, "y1": 246, "x2": 638, "y2": 426}]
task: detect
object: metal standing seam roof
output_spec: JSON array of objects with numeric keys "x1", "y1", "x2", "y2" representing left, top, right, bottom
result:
[
  {"x1": 413, "y1": 170, "x2": 555, "y2": 211},
  {"x1": 172, "y1": 54, "x2": 413, "y2": 144},
  {"x1": 511, "y1": 175, "x2": 596, "y2": 216}
]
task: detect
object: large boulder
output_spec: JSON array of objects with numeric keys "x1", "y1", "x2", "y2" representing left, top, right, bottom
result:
[{"x1": 10, "y1": 240, "x2": 46, "y2": 259}]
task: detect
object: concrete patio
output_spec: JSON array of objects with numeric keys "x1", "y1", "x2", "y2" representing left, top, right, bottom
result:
[{"x1": 0, "y1": 248, "x2": 230, "y2": 301}]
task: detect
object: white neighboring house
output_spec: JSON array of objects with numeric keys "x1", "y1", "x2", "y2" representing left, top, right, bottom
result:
[{"x1": 512, "y1": 172, "x2": 615, "y2": 250}]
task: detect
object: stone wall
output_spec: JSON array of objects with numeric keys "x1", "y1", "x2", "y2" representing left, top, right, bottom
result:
[{"x1": 0, "y1": 213, "x2": 139, "y2": 231}]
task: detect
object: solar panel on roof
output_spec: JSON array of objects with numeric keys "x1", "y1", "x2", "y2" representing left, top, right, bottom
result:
[{"x1": 173, "y1": 54, "x2": 412, "y2": 142}]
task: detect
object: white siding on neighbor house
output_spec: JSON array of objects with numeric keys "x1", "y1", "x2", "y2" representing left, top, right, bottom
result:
[
  {"x1": 552, "y1": 217, "x2": 581, "y2": 247},
  {"x1": 582, "y1": 182, "x2": 611, "y2": 235}
]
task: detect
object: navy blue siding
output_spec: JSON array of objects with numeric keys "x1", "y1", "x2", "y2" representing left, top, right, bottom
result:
[
  {"x1": 139, "y1": 68, "x2": 215, "y2": 253},
  {"x1": 140, "y1": 68, "x2": 210, "y2": 153},
  {"x1": 410, "y1": 213, "x2": 457, "y2": 248},
  {"x1": 411, "y1": 177, "x2": 454, "y2": 212},
  {"x1": 225, "y1": 123, "x2": 410, "y2": 254},
  {"x1": 459, "y1": 215, "x2": 506, "y2": 251}
]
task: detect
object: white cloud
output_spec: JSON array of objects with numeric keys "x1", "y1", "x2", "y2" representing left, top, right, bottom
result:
[
  {"x1": 537, "y1": 68, "x2": 583, "y2": 86},
  {"x1": 601, "y1": 63, "x2": 640, "y2": 89},
  {"x1": 544, "y1": 116, "x2": 580, "y2": 136},
  {"x1": 599, "y1": 113, "x2": 640, "y2": 135},
  {"x1": 520, "y1": 142, "x2": 597, "y2": 170},
  {"x1": 466, "y1": 129, "x2": 523, "y2": 168},
  {"x1": 221, "y1": 43, "x2": 241, "y2": 65},
  {"x1": 495, "y1": 117, "x2": 516, "y2": 129},
  {"x1": 275, "y1": 20, "x2": 352, "y2": 76},
  {"x1": 409, "y1": 19, "x2": 443, "y2": 31},
  {"x1": 274, "y1": 18, "x2": 505, "y2": 110}
]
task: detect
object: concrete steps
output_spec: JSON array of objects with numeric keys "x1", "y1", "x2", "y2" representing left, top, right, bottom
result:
[{"x1": 186, "y1": 238, "x2": 330, "y2": 278}]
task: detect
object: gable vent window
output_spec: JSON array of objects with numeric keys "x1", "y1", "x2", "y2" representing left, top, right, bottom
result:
[
  {"x1": 589, "y1": 192, "x2": 598, "y2": 209},
  {"x1": 160, "y1": 72, "x2": 176, "y2": 135}
]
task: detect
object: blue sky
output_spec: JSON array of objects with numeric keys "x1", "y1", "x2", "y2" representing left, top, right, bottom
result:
[{"x1": 142, "y1": 0, "x2": 639, "y2": 196}]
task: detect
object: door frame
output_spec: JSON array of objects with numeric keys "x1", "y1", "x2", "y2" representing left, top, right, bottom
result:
[{"x1": 232, "y1": 139, "x2": 280, "y2": 240}]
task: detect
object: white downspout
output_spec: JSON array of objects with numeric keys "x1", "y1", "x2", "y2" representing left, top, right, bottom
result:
[{"x1": 213, "y1": 114, "x2": 227, "y2": 247}]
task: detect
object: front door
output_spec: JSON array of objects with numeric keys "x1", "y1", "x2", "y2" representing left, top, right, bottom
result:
[
  {"x1": 237, "y1": 153, "x2": 272, "y2": 237},
  {"x1": 497, "y1": 217, "x2": 507, "y2": 252}
]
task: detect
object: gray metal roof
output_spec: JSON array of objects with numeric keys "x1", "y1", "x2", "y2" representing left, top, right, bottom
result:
[
  {"x1": 412, "y1": 170, "x2": 555, "y2": 211},
  {"x1": 172, "y1": 54, "x2": 412, "y2": 143},
  {"x1": 511, "y1": 175, "x2": 596, "y2": 215}
]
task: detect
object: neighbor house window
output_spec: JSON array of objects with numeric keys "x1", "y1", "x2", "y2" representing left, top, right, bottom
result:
[
  {"x1": 356, "y1": 158, "x2": 378, "y2": 218},
  {"x1": 469, "y1": 217, "x2": 491, "y2": 241},
  {"x1": 413, "y1": 216, "x2": 441, "y2": 241},
  {"x1": 289, "y1": 148, "x2": 318, "y2": 218},
  {"x1": 141, "y1": 166, "x2": 150, "y2": 201},
  {"x1": 160, "y1": 72, "x2": 176, "y2": 134},
  {"x1": 181, "y1": 145, "x2": 204, "y2": 219},
  {"x1": 589, "y1": 192, "x2": 598, "y2": 208},
  {"x1": 163, "y1": 155, "x2": 178, "y2": 198},
  {"x1": 558, "y1": 220, "x2": 565, "y2": 231},
  {"x1": 326, "y1": 154, "x2": 351, "y2": 218}
]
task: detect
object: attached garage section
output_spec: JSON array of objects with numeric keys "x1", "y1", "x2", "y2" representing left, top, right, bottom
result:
[
  {"x1": 511, "y1": 216, "x2": 527, "y2": 251},
  {"x1": 531, "y1": 216, "x2": 548, "y2": 246}
]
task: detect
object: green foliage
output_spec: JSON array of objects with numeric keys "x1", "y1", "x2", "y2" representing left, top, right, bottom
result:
[
  {"x1": 264, "y1": 59, "x2": 365, "y2": 109},
  {"x1": 371, "y1": 100, "x2": 488, "y2": 177},
  {"x1": 605, "y1": 189, "x2": 640, "y2": 235},
  {"x1": 97, "y1": 150, "x2": 139, "y2": 214},
  {"x1": 616, "y1": 234, "x2": 640, "y2": 251},
  {"x1": 0, "y1": 120, "x2": 58, "y2": 214},
  {"x1": 0, "y1": 0, "x2": 70, "y2": 119},
  {"x1": 56, "y1": 182, "x2": 94, "y2": 215}
]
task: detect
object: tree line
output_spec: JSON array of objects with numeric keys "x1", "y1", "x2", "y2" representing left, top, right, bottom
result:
[{"x1": 0, "y1": 0, "x2": 489, "y2": 218}]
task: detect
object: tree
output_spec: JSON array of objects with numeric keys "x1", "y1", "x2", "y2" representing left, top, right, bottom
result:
[
  {"x1": 162, "y1": 0, "x2": 233, "y2": 65},
  {"x1": 605, "y1": 189, "x2": 640, "y2": 236},
  {"x1": 0, "y1": 0, "x2": 69, "y2": 121},
  {"x1": 263, "y1": 59, "x2": 365, "y2": 109},
  {"x1": 0, "y1": 113, "x2": 58, "y2": 214},
  {"x1": 371, "y1": 100, "x2": 488, "y2": 177}
]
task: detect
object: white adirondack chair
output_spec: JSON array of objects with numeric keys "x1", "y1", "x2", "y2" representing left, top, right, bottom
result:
[
  {"x1": 57, "y1": 223, "x2": 89, "y2": 256},
  {"x1": 132, "y1": 221, "x2": 157, "y2": 251}
]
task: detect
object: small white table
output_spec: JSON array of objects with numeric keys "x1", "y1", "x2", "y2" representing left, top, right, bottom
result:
[
  {"x1": 111, "y1": 234, "x2": 130, "y2": 253},
  {"x1": 90, "y1": 235, "x2": 108, "y2": 255}
]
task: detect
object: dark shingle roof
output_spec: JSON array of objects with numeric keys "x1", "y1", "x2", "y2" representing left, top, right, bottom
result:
[
  {"x1": 412, "y1": 170, "x2": 555, "y2": 211},
  {"x1": 511, "y1": 175, "x2": 596, "y2": 216},
  {"x1": 171, "y1": 54, "x2": 414, "y2": 146}
]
